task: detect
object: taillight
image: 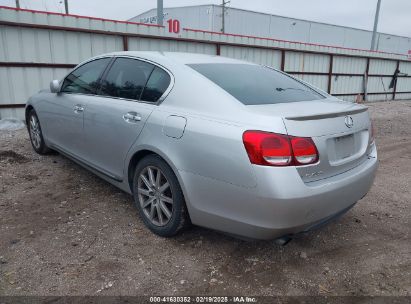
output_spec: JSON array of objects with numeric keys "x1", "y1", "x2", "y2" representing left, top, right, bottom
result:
[
  {"x1": 242, "y1": 131, "x2": 319, "y2": 167},
  {"x1": 243, "y1": 131, "x2": 292, "y2": 166},
  {"x1": 290, "y1": 137, "x2": 319, "y2": 165}
]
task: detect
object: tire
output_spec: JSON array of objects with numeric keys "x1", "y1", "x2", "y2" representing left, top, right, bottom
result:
[
  {"x1": 28, "y1": 109, "x2": 51, "y2": 155},
  {"x1": 132, "y1": 154, "x2": 190, "y2": 237}
]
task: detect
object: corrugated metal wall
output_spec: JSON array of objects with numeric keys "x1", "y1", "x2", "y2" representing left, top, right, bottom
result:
[
  {"x1": 0, "y1": 67, "x2": 71, "y2": 118},
  {"x1": 220, "y1": 45, "x2": 282, "y2": 68},
  {"x1": 130, "y1": 5, "x2": 411, "y2": 55},
  {"x1": 1, "y1": 6, "x2": 411, "y2": 120},
  {"x1": 128, "y1": 37, "x2": 216, "y2": 54},
  {"x1": 0, "y1": 26, "x2": 123, "y2": 64}
]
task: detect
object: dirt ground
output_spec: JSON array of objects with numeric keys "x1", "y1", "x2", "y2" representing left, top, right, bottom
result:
[{"x1": 0, "y1": 101, "x2": 410, "y2": 297}]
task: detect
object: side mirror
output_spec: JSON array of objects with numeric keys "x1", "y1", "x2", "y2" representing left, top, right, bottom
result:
[{"x1": 50, "y1": 80, "x2": 60, "y2": 93}]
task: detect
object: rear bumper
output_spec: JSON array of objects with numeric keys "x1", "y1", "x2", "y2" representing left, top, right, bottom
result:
[
  {"x1": 279, "y1": 202, "x2": 356, "y2": 240},
  {"x1": 181, "y1": 145, "x2": 378, "y2": 240}
]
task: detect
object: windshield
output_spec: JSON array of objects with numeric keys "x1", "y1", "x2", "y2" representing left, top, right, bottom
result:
[{"x1": 188, "y1": 63, "x2": 325, "y2": 105}]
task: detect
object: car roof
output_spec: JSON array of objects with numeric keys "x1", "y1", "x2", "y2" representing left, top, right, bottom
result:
[{"x1": 105, "y1": 51, "x2": 255, "y2": 66}]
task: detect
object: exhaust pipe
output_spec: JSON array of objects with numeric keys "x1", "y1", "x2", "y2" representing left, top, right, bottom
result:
[{"x1": 274, "y1": 235, "x2": 292, "y2": 246}]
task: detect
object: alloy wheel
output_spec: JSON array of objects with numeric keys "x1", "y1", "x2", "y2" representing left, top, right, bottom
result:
[
  {"x1": 137, "y1": 166, "x2": 173, "y2": 226},
  {"x1": 29, "y1": 115, "x2": 42, "y2": 149}
]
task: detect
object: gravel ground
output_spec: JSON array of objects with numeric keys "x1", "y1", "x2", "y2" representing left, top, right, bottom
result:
[{"x1": 0, "y1": 101, "x2": 410, "y2": 297}]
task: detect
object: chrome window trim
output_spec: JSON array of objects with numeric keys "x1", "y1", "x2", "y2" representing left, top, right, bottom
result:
[
  {"x1": 59, "y1": 56, "x2": 115, "y2": 94},
  {"x1": 57, "y1": 55, "x2": 175, "y2": 106},
  {"x1": 110, "y1": 55, "x2": 175, "y2": 105}
]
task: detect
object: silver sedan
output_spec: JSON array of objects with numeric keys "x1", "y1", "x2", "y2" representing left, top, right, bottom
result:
[{"x1": 25, "y1": 52, "x2": 378, "y2": 241}]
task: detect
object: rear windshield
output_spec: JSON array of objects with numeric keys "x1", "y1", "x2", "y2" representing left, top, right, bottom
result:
[{"x1": 188, "y1": 63, "x2": 324, "y2": 105}]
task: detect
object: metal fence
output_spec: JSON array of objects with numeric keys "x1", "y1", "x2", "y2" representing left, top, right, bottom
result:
[{"x1": 1, "y1": 6, "x2": 411, "y2": 119}]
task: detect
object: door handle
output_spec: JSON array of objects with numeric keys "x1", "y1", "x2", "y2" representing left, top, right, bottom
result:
[
  {"x1": 123, "y1": 112, "x2": 142, "y2": 123},
  {"x1": 74, "y1": 105, "x2": 84, "y2": 113}
]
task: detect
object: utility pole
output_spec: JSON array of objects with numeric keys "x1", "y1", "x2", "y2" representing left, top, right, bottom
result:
[
  {"x1": 370, "y1": 0, "x2": 382, "y2": 51},
  {"x1": 15, "y1": 0, "x2": 20, "y2": 9},
  {"x1": 157, "y1": 0, "x2": 163, "y2": 26},
  {"x1": 64, "y1": 0, "x2": 69, "y2": 14},
  {"x1": 221, "y1": 0, "x2": 230, "y2": 33}
]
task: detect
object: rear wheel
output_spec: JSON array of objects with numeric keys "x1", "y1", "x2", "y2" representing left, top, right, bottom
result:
[
  {"x1": 133, "y1": 155, "x2": 189, "y2": 237},
  {"x1": 28, "y1": 110, "x2": 51, "y2": 155}
]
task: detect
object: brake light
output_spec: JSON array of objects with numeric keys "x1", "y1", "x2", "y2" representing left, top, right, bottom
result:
[
  {"x1": 290, "y1": 137, "x2": 319, "y2": 165},
  {"x1": 243, "y1": 131, "x2": 292, "y2": 166},
  {"x1": 242, "y1": 131, "x2": 319, "y2": 167}
]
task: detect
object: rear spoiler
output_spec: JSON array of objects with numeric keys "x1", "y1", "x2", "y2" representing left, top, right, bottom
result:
[{"x1": 285, "y1": 107, "x2": 368, "y2": 121}]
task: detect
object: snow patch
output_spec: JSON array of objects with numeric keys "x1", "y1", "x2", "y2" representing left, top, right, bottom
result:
[{"x1": 0, "y1": 118, "x2": 26, "y2": 131}]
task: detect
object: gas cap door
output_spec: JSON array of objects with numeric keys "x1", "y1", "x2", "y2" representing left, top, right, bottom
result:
[{"x1": 163, "y1": 115, "x2": 187, "y2": 139}]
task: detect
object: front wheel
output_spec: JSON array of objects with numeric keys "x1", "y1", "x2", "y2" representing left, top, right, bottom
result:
[
  {"x1": 28, "y1": 110, "x2": 51, "y2": 155},
  {"x1": 133, "y1": 155, "x2": 190, "y2": 237}
]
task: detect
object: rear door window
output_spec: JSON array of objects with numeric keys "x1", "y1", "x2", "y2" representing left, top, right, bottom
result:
[
  {"x1": 99, "y1": 58, "x2": 154, "y2": 100},
  {"x1": 140, "y1": 67, "x2": 171, "y2": 102},
  {"x1": 188, "y1": 63, "x2": 325, "y2": 105},
  {"x1": 61, "y1": 58, "x2": 111, "y2": 94}
]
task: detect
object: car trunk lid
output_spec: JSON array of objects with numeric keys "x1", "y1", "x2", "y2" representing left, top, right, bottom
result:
[{"x1": 247, "y1": 98, "x2": 373, "y2": 182}]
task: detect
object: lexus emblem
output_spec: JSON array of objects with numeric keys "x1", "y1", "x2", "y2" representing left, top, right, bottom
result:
[{"x1": 344, "y1": 116, "x2": 354, "y2": 128}]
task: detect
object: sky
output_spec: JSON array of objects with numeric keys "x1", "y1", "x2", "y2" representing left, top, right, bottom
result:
[{"x1": 1, "y1": 0, "x2": 410, "y2": 37}]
